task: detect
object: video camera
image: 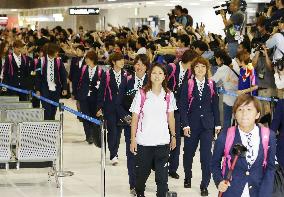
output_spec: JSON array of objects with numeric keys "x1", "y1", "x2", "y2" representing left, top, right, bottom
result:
[{"x1": 213, "y1": 0, "x2": 247, "y2": 15}]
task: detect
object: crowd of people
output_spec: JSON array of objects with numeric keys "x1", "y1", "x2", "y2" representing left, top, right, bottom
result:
[{"x1": 0, "y1": 0, "x2": 284, "y2": 196}]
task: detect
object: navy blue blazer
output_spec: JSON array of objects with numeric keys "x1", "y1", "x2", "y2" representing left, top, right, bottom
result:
[
  {"x1": 69, "y1": 56, "x2": 85, "y2": 99},
  {"x1": 166, "y1": 62, "x2": 191, "y2": 109},
  {"x1": 211, "y1": 127, "x2": 276, "y2": 197},
  {"x1": 271, "y1": 99, "x2": 284, "y2": 137},
  {"x1": 77, "y1": 66, "x2": 103, "y2": 102},
  {"x1": 97, "y1": 68, "x2": 129, "y2": 115},
  {"x1": 179, "y1": 77, "x2": 220, "y2": 129},
  {"x1": 3, "y1": 54, "x2": 32, "y2": 89},
  {"x1": 35, "y1": 56, "x2": 67, "y2": 94},
  {"x1": 116, "y1": 74, "x2": 148, "y2": 119}
]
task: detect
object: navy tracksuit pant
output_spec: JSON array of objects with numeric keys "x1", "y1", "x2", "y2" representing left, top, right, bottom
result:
[
  {"x1": 124, "y1": 126, "x2": 135, "y2": 189},
  {"x1": 183, "y1": 125, "x2": 213, "y2": 188},
  {"x1": 41, "y1": 90, "x2": 60, "y2": 120}
]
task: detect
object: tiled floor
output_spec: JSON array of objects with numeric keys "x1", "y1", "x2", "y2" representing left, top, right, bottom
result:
[{"x1": 0, "y1": 99, "x2": 219, "y2": 197}]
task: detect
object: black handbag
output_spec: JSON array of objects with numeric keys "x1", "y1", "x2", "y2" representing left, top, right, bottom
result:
[
  {"x1": 272, "y1": 164, "x2": 284, "y2": 197},
  {"x1": 117, "y1": 90, "x2": 136, "y2": 126}
]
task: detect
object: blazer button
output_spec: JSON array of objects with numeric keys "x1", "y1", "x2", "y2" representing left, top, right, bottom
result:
[
  {"x1": 200, "y1": 115, "x2": 203, "y2": 117},
  {"x1": 246, "y1": 171, "x2": 250, "y2": 176},
  {"x1": 199, "y1": 106, "x2": 202, "y2": 108},
  {"x1": 249, "y1": 186, "x2": 253, "y2": 189}
]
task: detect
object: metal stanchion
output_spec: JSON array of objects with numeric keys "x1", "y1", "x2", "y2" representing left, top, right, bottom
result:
[
  {"x1": 57, "y1": 102, "x2": 74, "y2": 177},
  {"x1": 100, "y1": 116, "x2": 106, "y2": 197}
]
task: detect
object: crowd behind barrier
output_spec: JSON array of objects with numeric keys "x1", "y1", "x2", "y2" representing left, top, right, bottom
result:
[{"x1": 0, "y1": 0, "x2": 284, "y2": 196}]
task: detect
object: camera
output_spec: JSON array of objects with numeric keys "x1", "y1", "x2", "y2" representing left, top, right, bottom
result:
[
  {"x1": 213, "y1": 0, "x2": 247, "y2": 15},
  {"x1": 254, "y1": 42, "x2": 265, "y2": 52}
]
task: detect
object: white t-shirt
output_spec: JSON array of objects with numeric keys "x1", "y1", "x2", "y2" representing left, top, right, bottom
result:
[
  {"x1": 137, "y1": 47, "x2": 147, "y2": 55},
  {"x1": 130, "y1": 89, "x2": 177, "y2": 146},
  {"x1": 211, "y1": 64, "x2": 239, "y2": 106}
]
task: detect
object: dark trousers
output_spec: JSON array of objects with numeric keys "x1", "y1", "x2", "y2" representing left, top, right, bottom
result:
[
  {"x1": 80, "y1": 97, "x2": 99, "y2": 140},
  {"x1": 106, "y1": 113, "x2": 122, "y2": 160},
  {"x1": 41, "y1": 90, "x2": 60, "y2": 120},
  {"x1": 136, "y1": 144, "x2": 170, "y2": 197},
  {"x1": 169, "y1": 111, "x2": 181, "y2": 173},
  {"x1": 124, "y1": 126, "x2": 136, "y2": 188},
  {"x1": 183, "y1": 126, "x2": 213, "y2": 188}
]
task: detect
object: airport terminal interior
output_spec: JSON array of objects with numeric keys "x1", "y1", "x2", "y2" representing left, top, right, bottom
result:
[{"x1": 0, "y1": 0, "x2": 284, "y2": 197}]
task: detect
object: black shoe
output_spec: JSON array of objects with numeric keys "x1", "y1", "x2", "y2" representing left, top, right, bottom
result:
[
  {"x1": 87, "y1": 137, "x2": 94, "y2": 144},
  {"x1": 184, "y1": 179, "x2": 191, "y2": 188},
  {"x1": 169, "y1": 171, "x2": 180, "y2": 179},
  {"x1": 200, "y1": 188, "x2": 208, "y2": 196}
]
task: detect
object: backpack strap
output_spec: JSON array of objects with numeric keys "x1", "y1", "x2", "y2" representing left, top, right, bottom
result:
[
  {"x1": 97, "y1": 67, "x2": 102, "y2": 80},
  {"x1": 34, "y1": 58, "x2": 39, "y2": 70},
  {"x1": 138, "y1": 89, "x2": 146, "y2": 133},
  {"x1": 222, "y1": 126, "x2": 237, "y2": 177},
  {"x1": 78, "y1": 65, "x2": 88, "y2": 89},
  {"x1": 165, "y1": 91, "x2": 171, "y2": 121},
  {"x1": 8, "y1": 53, "x2": 13, "y2": 76},
  {"x1": 168, "y1": 63, "x2": 177, "y2": 90},
  {"x1": 41, "y1": 57, "x2": 46, "y2": 75},
  {"x1": 104, "y1": 70, "x2": 112, "y2": 101},
  {"x1": 208, "y1": 79, "x2": 215, "y2": 98},
  {"x1": 22, "y1": 55, "x2": 27, "y2": 65},
  {"x1": 56, "y1": 57, "x2": 61, "y2": 85},
  {"x1": 187, "y1": 78, "x2": 195, "y2": 109},
  {"x1": 260, "y1": 127, "x2": 270, "y2": 169}
]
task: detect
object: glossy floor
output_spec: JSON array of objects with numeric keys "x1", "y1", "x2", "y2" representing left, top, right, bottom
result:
[{"x1": 0, "y1": 99, "x2": 219, "y2": 197}]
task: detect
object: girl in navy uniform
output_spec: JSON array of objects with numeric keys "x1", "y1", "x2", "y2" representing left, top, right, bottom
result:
[
  {"x1": 97, "y1": 52, "x2": 128, "y2": 165},
  {"x1": 35, "y1": 43, "x2": 68, "y2": 120},
  {"x1": 3, "y1": 40, "x2": 32, "y2": 101},
  {"x1": 212, "y1": 95, "x2": 276, "y2": 197},
  {"x1": 116, "y1": 54, "x2": 149, "y2": 195},
  {"x1": 166, "y1": 49, "x2": 199, "y2": 179},
  {"x1": 179, "y1": 57, "x2": 221, "y2": 196},
  {"x1": 77, "y1": 51, "x2": 103, "y2": 144},
  {"x1": 69, "y1": 45, "x2": 86, "y2": 100}
]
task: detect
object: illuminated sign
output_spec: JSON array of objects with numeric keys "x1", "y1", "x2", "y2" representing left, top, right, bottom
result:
[{"x1": 69, "y1": 8, "x2": 100, "y2": 15}]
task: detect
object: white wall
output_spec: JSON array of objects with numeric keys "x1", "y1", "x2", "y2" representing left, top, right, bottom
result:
[{"x1": 100, "y1": 5, "x2": 225, "y2": 35}]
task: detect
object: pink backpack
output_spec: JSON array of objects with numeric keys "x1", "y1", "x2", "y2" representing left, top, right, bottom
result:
[
  {"x1": 104, "y1": 70, "x2": 128, "y2": 101},
  {"x1": 7, "y1": 53, "x2": 27, "y2": 76},
  {"x1": 137, "y1": 89, "x2": 171, "y2": 133},
  {"x1": 187, "y1": 78, "x2": 215, "y2": 109},
  {"x1": 168, "y1": 63, "x2": 192, "y2": 90},
  {"x1": 221, "y1": 126, "x2": 270, "y2": 177},
  {"x1": 77, "y1": 65, "x2": 102, "y2": 89}
]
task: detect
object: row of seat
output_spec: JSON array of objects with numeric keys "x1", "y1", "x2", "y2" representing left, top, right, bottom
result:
[{"x1": 0, "y1": 96, "x2": 60, "y2": 187}]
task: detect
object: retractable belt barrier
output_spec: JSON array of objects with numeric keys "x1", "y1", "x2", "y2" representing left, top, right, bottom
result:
[
  {"x1": 0, "y1": 83, "x2": 102, "y2": 126},
  {"x1": 218, "y1": 87, "x2": 279, "y2": 103}
]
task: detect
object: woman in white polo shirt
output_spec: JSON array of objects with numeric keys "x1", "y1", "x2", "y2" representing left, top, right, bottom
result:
[{"x1": 130, "y1": 63, "x2": 177, "y2": 197}]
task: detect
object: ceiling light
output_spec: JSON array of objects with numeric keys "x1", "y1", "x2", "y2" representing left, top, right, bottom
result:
[{"x1": 107, "y1": 0, "x2": 117, "y2": 2}]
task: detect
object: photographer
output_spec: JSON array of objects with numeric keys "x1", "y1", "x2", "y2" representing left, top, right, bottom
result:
[
  {"x1": 251, "y1": 17, "x2": 276, "y2": 123},
  {"x1": 220, "y1": 0, "x2": 244, "y2": 58},
  {"x1": 269, "y1": 0, "x2": 284, "y2": 23}
]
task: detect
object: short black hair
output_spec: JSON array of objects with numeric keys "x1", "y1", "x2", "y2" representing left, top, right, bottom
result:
[
  {"x1": 177, "y1": 34, "x2": 190, "y2": 47},
  {"x1": 137, "y1": 37, "x2": 147, "y2": 47},
  {"x1": 182, "y1": 8, "x2": 188, "y2": 14},
  {"x1": 192, "y1": 40, "x2": 208, "y2": 52},
  {"x1": 41, "y1": 28, "x2": 49, "y2": 37},
  {"x1": 175, "y1": 5, "x2": 183, "y2": 11},
  {"x1": 214, "y1": 49, "x2": 232, "y2": 66},
  {"x1": 76, "y1": 45, "x2": 85, "y2": 52}
]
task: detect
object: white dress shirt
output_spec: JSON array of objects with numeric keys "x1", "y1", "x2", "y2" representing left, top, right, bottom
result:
[
  {"x1": 79, "y1": 57, "x2": 84, "y2": 69},
  {"x1": 130, "y1": 89, "x2": 177, "y2": 146},
  {"x1": 134, "y1": 74, "x2": 146, "y2": 90},
  {"x1": 13, "y1": 53, "x2": 21, "y2": 68},
  {"x1": 46, "y1": 56, "x2": 56, "y2": 91},
  {"x1": 113, "y1": 70, "x2": 122, "y2": 87},
  {"x1": 87, "y1": 66, "x2": 97, "y2": 96},
  {"x1": 266, "y1": 32, "x2": 284, "y2": 62},
  {"x1": 178, "y1": 61, "x2": 186, "y2": 87},
  {"x1": 196, "y1": 77, "x2": 205, "y2": 96},
  {"x1": 239, "y1": 125, "x2": 260, "y2": 197}
]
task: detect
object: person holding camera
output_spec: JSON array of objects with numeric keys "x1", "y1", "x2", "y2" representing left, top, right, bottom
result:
[
  {"x1": 266, "y1": 18, "x2": 284, "y2": 98},
  {"x1": 220, "y1": 0, "x2": 244, "y2": 58}
]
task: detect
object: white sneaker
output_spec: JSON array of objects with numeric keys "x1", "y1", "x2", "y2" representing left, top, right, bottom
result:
[{"x1": 111, "y1": 156, "x2": 118, "y2": 166}]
